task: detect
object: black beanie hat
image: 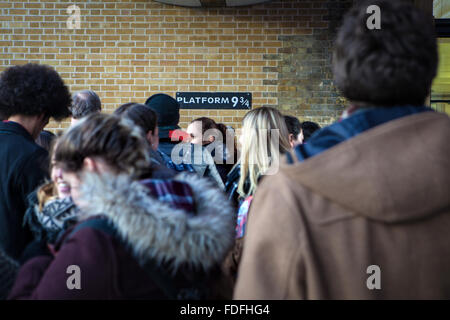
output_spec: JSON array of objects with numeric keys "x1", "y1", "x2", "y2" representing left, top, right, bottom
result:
[{"x1": 145, "y1": 93, "x2": 180, "y2": 138}]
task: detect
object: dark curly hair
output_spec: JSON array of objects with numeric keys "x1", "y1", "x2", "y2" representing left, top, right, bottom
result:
[
  {"x1": 333, "y1": 0, "x2": 438, "y2": 107},
  {"x1": 0, "y1": 64, "x2": 71, "y2": 120}
]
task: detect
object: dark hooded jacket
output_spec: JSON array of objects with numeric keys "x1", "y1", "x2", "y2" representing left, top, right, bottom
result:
[
  {"x1": 0, "y1": 121, "x2": 49, "y2": 259},
  {"x1": 9, "y1": 173, "x2": 235, "y2": 300}
]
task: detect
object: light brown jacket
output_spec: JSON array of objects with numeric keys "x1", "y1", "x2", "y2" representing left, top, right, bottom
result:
[{"x1": 234, "y1": 111, "x2": 450, "y2": 299}]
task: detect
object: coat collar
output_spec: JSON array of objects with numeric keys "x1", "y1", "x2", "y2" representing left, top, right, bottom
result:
[
  {"x1": 284, "y1": 111, "x2": 450, "y2": 223},
  {"x1": 76, "y1": 172, "x2": 235, "y2": 272},
  {"x1": 0, "y1": 120, "x2": 34, "y2": 142},
  {"x1": 294, "y1": 106, "x2": 432, "y2": 162}
]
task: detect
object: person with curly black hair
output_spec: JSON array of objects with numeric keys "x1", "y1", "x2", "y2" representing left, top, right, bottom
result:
[{"x1": 0, "y1": 63, "x2": 71, "y2": 260}]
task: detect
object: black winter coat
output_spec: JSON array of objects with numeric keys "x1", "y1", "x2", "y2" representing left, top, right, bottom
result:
[{"x1": 0, "y1": 121, "x2": 49, "y2": 259}]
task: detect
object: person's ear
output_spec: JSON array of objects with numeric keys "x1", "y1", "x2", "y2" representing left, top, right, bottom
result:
[
  {"x1": 147, "y1": 130, "x2": 159, "y2": 151},
  {"x1": 36, "y1": 114, "x2": 49, "y2": 126},
  {"x1": 288, "y1": 133, "x2": 295, "y2": 149},
  {"x1": 36, "y1": 113, "x2": 45, "y2": 122},
  {"x1": 83, "y1": 157, "x2": 98, "y2": 172}
]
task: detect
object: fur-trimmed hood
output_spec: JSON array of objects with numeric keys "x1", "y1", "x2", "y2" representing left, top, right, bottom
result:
[{"x1": 76, "y1": 172, "x2": 235, "y2": 272}]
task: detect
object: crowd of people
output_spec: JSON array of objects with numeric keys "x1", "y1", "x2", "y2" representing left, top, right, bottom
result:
[{"x1": 0, "y1": 0, "x2": 449, "y2": 300}]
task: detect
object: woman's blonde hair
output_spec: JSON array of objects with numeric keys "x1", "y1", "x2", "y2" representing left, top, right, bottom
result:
[{"x1": 237, "y1": 107, "x2": 291, "y2": 198}]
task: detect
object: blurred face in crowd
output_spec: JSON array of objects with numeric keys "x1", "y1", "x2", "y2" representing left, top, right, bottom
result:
[
  {"x1": 297, "y1": 129, "x2": 304, "y2": 145},
  {"x1": 60, "y1": 171, "x2": 81, "y2": 204},
  {"x1": 146, "y1": 126, "x2": 159, "y2": 151},
  {"x1": 51, "y1": 147, "x2": 71, "y2": 198},
  {"x1": 61, "y1": 157, "x2": 111, "y2": 206},
  {"x1": 187, "y1": 121, "x2": 205, "y2": 145},
  {"x1": 51, "y1": 161, "x2": 71, "y2": 199},
  {"x1": 288, "y1": 130, "x2": 304, "y2": 148},
  {"x1": 36, "y1": 115, "x2": 50, "y2": 139}
]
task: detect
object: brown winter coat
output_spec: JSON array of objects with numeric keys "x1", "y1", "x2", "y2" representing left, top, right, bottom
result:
[{"x1": 234, "y1": 111, "x2": 450, "y2": 299}]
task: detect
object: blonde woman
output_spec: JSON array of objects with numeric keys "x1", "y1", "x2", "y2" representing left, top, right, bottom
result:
[
  {"x1": 225, "y1": 107, "x2": 291, "y2": 208},
  {"x1": 224, "y1": 107, "x2": 291, "y2": 282}
]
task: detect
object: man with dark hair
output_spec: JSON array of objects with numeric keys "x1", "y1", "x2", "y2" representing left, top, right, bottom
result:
[
  {"x1": 283, "y1": 115, "x2": 302, "y2": 148},
  {"x1": 235, "y1": 0, "x2": 450, "y2": 299},
  {"x1": 70, "y1": 90, "x2": 101, "y2": 125},
  {"x1": 301, "y1": 121, "x2": 321, "y2": 143},
  {"x1": 0, "y1": 64, "x2": 71, "y2": 259}
]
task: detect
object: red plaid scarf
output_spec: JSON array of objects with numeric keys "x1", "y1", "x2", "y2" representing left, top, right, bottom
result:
[{"x1": 140, "y1": 178, "x2": 196, "y2": 215}]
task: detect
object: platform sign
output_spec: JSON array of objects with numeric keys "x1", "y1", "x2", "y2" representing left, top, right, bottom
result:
[{"x1": 176, "y1": 92, "x2": 252, "y2": 109}]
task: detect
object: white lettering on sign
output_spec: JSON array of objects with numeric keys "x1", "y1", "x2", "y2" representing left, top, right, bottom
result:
[{"x1": 176, "y1": 93, "x2": 250, "y2": 109}]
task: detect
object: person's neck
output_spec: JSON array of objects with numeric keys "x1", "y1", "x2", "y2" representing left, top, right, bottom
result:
[
  {"x1": 7, "y1": 115, "x2": 40, "y2": 139},
  {"x1": 340, "y1": 102, "x2": 374, "y2": 120}
]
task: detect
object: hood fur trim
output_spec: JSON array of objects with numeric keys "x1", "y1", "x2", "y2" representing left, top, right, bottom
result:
[{"x1": 77, "y1": 172, "x2": 235, "y2": 271}]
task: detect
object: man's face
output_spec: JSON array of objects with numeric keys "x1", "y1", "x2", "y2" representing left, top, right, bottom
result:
[
  {"x1": 289, "y1": 130, "x2": 304, "y2": 148},
  {"x1": 32, "y1": 115, "x2": 50, "y2": 140},
  {"x1": 297, "y1": 129, "x2": 304, "y2": 145},
  {"x1": 61, "y1": 170, "x2": 82, "y2": 205},
  {"x1": 51, "y1": 163, "x2": 71, "y2": 199}
]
